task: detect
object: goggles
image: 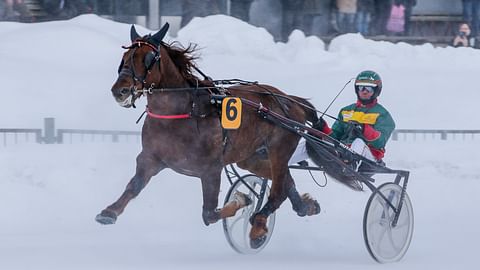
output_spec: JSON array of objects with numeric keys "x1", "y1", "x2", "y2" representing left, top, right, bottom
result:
[{"x1": 357, "y1": 85, "x2": 375, "y2": 93}]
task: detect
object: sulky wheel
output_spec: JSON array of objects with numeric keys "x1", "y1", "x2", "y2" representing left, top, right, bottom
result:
[
  {"x1": 363, "y1": 182, "x2": 414, "y2": 263},
  {"x1": 222, "y1": 175, "x2": 275, "y2": 254}
]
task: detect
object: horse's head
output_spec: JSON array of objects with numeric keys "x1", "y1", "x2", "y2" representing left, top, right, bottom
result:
[{"x1": 111, "y1": 23, "x2": 169, "y2": 108}]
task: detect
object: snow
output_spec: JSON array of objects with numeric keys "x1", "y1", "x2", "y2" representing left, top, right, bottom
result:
[{"x1": 1, "y1": 14, "x2": 479, "y2": 269}]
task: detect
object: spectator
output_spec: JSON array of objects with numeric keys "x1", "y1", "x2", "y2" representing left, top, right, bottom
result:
[
  {"x1": 462, "y1": 0, "x2": 480, "y2": 36},
  {"x1": 230, "y1": 0, "x2": 253, "y2": 22},
  {"x1": 395, "y1": 0, "x2": 416, "y2": 35},
  {"x1": 181, "y1": 0, "x2": 221, "y2": 28},
  {"x1": 336, "y1": 0, "x2": 357, "y2": 33},
  {"x1": 1, "y1": 0, "x2": 31, "y2": 21},
  {"x1": 302, "y1": 0, "x2": 332, "y2": 36},
  {"x1": 39, "y1": 0, "x2": 93, "y2": 20},
  {"x1": 372, "y1": 0, "x2": 392, "y2": 35},
  {"x1": 356, "y1": 0, "x2": 374, "y2": 35},
  {"x1": 281, "y1": 0, "x2": 306, "y2": 41},
  {"x1": 453, "y1": 22, "x2": 477, "y2": 48}
]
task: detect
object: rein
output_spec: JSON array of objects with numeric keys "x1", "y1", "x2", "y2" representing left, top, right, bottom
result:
[{"x1": 119, "y1": 41, "x2": 336, "y2": 122}]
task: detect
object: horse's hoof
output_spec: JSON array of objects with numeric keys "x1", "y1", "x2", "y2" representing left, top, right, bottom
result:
[
  {"x1": 250, "y1": 235, "x2": 267, "y2": 249},
  {"x1": 297, "y1": 193, "x2": 321, "y2": 217},
  {"x1": 95, "y1": 211, "x2": 117, "y2": 225},
  {"x1": 233, "y1": 192, "x2": 252, "y2": 208},
  {"x1": 249, "y1": 214, "x2": 268, "y2": 245},
  {"x1": 202, "y1": 209, "x2": 220, "y2": 226}
]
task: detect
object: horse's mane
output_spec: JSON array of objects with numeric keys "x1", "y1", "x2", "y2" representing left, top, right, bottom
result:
[{"x1": 161, "y1": 41, "x2": 202, "y2": 86}]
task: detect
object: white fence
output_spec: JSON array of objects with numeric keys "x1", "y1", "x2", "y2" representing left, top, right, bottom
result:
[{"x1": 1, "y1": 118, "x2": 479, "y2": 146}]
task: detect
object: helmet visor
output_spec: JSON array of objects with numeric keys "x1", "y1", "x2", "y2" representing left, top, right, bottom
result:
[{"x1": 357, "y1": 85, "x2": 375, "y2": 93}]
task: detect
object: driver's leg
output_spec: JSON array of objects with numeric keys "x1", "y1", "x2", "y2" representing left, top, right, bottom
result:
[{"x1": 350, "y1": 138, "x2": 375, "y2": 161}]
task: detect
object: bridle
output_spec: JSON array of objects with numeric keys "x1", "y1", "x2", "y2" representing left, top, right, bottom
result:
[
  {"x1": 118, "y1": 40, "x2": 213, "y2": 120},
  {"x1": 117, "y1": 41, "x2": 160, "y2": 107}
]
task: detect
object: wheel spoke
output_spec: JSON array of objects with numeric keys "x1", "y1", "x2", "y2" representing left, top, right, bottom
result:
[{"x1": 387, "y1": 227, "x2": 402, "y2": 251}]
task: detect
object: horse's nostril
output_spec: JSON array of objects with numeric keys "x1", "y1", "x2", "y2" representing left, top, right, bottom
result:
[{"x1": 120, "y1": 88, "x2": 130, "y2": 95}]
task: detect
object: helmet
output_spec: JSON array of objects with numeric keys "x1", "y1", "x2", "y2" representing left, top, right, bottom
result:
[{"x1": 354, "y1": 70, "x2": 382, "y2": 103}]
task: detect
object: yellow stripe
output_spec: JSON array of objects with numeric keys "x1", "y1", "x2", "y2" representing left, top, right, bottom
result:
[{"x1": 341, "y1": 110, "x2": 379, "y2": 125}]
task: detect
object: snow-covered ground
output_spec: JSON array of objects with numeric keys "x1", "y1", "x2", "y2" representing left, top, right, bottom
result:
[{"x1": 1, "y1": 15, "x2": 479, "y2": 270}]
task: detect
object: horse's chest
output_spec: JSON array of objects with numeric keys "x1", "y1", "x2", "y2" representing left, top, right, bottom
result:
[{"x1": 143, "y1": 120, "x2": 223, "y2": 169}]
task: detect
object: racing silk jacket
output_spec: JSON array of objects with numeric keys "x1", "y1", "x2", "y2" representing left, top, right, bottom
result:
[{"x1": 330, "y1": 99, "x2": 395, "y2": 160}]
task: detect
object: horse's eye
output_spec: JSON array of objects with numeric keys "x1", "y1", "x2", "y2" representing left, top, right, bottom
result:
[
  {"x1": 144, "y1": 51, "x2": 157, "y2": 70},
  {"x1": 117, "y1": 59, "x2": 124, "y2": 74}
]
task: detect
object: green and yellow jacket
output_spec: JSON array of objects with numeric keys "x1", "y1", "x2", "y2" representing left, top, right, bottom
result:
[{"x1": 330, "y1": 99, "x2": 395, "y2": 160}]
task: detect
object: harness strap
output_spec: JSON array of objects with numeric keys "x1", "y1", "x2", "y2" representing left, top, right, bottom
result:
[{"x1": 146, "y1": 108, "x2": 191, "y2": 119}]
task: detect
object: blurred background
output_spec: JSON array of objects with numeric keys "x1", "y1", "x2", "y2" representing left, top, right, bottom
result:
[{"x1": 0, "y1": 0, "x2": 475, "y2": 47}]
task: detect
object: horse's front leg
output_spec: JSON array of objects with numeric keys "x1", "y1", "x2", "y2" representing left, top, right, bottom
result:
[
  {"x1": 95, "y1": 152, "x2": 165, "y2": 225},
  {"x1": 200, "y1": 167, "x2": 251, "y2": 226}
]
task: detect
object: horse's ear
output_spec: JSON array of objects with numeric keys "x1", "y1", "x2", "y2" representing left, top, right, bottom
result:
[
  {"x1": 150, "y1": 23, "x2": 170, "y2": 46},
  {"x1": 130, "y1": 25, "x2": 141, "y2": 42}
]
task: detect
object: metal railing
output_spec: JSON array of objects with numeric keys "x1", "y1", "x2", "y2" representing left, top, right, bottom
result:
[
  {"x1": 391, "y1": 129, "x2": 480, "y2": 141},
  {"x1": 0, "y1": 128, "x2": 42, "y2": 146},
  {"x1": 57, "y1": 129, "x2": 141, "y2": 144},
  {"x1": 1, "y1": 118, "x2": 479, "y2": 146}
]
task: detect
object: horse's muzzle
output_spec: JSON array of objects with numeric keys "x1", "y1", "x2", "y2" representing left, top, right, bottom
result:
[{"x1": 112, "y1": 87, "x2": 133, "y2": 107}]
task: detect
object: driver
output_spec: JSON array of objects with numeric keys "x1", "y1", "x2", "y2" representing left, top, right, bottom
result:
[{"x1": 289, "y1": 70, "x2": 395, "y2": 166}]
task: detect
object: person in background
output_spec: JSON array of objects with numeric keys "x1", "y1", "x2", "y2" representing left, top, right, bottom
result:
[
  {"x1": 39, "y1": 0, "x2": 93, "y2": 20},
  {"x1": 336, "y1": 0, "x2": 357, "y2": 33},
  {"x1": 180, "y1": 0, "x2": 221, "y2": 28},
  {"x1": 281, "y1": 0, "x2": 306, "y2": 41},
  {"x1": 372, "y1": 0, "x2": 392, "y2": 35},
  {"x1": 1, "y1": 0, "x2": 31, "y2": 21},
  {"x1": 453, "y1": 22, "x2": 477, "y2": 48},
  {"x1": 356, "y1": 0, "x2": 374, "y2": 35},
  {"x1": 462, "y1": 0, "x2": 480, "y2": 37},
  {"x1": 396, "y1": 0, "x2": 416, "y2": 35},
  {"x1": 230, "y1": 0, "x2": 253, "y2": 22}
]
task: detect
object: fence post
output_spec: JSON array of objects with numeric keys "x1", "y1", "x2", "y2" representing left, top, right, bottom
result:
[
  {"x1": 148, "y1": 0, "x2": 160, "y2": 30},
  {"x1": 441, "y1": 131, "x2": 447, "y2": 140},
  {"x1": 43, "y1": 117, "x2": 56, "y2": 144},
  {"x1": 392, "y1": 130, "x2": 398, "y2": 141}
]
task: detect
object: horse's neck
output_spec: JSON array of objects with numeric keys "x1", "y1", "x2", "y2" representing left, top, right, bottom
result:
[{"x1": 148, "y1": 52, "x2": 192, "y2": 114}]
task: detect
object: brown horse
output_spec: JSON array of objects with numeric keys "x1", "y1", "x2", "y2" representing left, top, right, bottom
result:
[{"x1": 95, "y1": 23, "x2": 321, "y2": 248}]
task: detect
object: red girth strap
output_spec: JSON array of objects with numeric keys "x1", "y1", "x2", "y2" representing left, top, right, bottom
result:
[{"x1": 146, "y1": 108, "x2": 191, "y2": 119}]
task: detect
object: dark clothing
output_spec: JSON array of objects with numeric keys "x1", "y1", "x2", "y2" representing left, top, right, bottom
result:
[
  {"x1": 372, "y1": 0, "x2": 392, "y2": 35},
  {"x1": 462, "y1": 0, "x2": 480, "y2": 36},
  {"x1": 453, "y1": 34, "x2": 478, "y2": 48},
  {"x1": 181, "y1": 0, "x2": 221, "y2": 27},
  {"x1": 230, "y1": 0, "x2": 253, "y2": 22},
  {"x1": 281, "y1": 0, "x2": 306, "y2": 41},
  {"x1": 357, "y1": 0, "x2": 375, "y2": 13},
  {"x1": 394, "y1": 0, "x2": 416, "y2": 5},
  {"x1": 302, "y1": 0, "x2": 332, "y2": 35},
  {"x1": 40, "y1": 0, "x2": 93, "y2": 19}
]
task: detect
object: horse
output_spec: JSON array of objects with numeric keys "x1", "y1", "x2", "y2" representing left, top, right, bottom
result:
[{"x1": 95, "y1": 23, "x2": 321, "y2": 248}]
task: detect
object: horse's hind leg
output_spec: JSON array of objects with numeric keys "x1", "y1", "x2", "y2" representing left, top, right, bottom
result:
[
  {"x1": 95, "y1": 151, "x2": 165, "y2": 225},
  {"x1": 243, "y1": 149, "x2": 320, "y2": 248},
  {"x1": 247, "y1": 159, "x2": 290, "y2": 248},
  {"x1": 285, "y1": 172, "x2": 321, "y2": 217}
]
